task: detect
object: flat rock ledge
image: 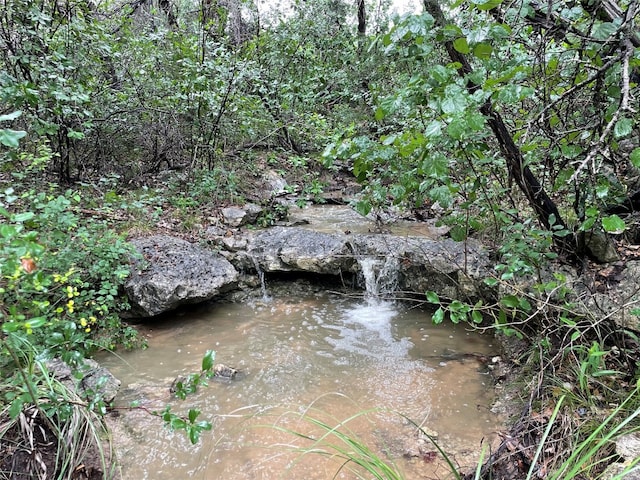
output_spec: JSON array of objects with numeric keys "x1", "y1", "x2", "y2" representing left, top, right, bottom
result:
[
  {"x1": 125, "y1": 235, "x2": 239, "y2": 317},
  {"x1": 230, "y1": 226, "x2": 492, "y2": 302},
  {"x1": 125, "y1": 228, "x2": 492, "y2": 317}
]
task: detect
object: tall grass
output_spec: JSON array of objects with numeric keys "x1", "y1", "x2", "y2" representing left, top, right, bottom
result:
[
  {"x1": 267, "y1": 384, "x2": 640, "y2": 480},
  {"x1": 0, "y1": 349, "x2": 115, "y2": 479},
  {"x1": 547, "y1": 383, "x2": 640, "y2": 480}
]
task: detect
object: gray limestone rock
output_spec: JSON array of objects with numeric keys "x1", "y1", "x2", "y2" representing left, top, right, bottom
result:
[
  {"x1": 602, "y1": 432, "x2": 640, "y2": 480},
  {"x1": 247, "y1": 227, "x2": 355, "y2": 274},
  {"x1": 126, "y1": 235, "x2": 239, "y2": 317},
  {"x1": 243, "y1": 227, "x2": 491, "y2": 301},
  {"x1": 46, "y1": 358, "x2": 120, "y2": 404}
]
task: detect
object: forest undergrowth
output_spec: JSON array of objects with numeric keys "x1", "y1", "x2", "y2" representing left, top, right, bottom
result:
[{"x1": 2, "y1": 0, "x2": 640, "y2": 477}]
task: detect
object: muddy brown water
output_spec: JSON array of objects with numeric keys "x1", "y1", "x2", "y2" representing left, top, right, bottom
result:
[{"x1": 101, "y1": 284, "x2": 503, "y2": 480}]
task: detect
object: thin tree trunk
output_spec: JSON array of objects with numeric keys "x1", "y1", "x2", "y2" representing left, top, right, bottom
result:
[
  {"x1": 357, "y1": 0, "x2": 366, "y2": 36},
  {"x1": 422, "y1": 0, "x2": 578, "y2": 256}
]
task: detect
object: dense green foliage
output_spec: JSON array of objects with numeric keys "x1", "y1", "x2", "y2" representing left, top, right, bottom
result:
[{"x1": 1, "y1": 0, "x2": 640, "y2": 477}]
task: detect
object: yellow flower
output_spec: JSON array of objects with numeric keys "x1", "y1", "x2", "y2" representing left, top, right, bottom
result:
[
  {"x1": 80, "y1": 318, "x2": 88, "y2": 327},
  {"x1": 89, "y1": 316, "x2": 97, "y2": 324},
  {"x1": 85, "y1": 327, "x2": 91, "y2": 333},
  {"x1": 66, "y1": 300, "x2": 74, "y2": 313},
  {"x1": 66, "y1": 286, "x2": 74, "y2": 298}
]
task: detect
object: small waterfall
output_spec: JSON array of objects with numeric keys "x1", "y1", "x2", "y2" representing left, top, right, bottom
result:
[
  {"x1": 358, "y1": 256, "x2": 400, "y2": 299},
  {"x1": 250, "y1": 256, "x2": 271, "y2": 301}
]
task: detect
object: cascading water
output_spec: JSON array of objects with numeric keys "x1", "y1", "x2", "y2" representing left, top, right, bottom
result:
[
  {"x1": 357, "y1": 256, "x2": 400, "y2": 299},
  {"x1": 250, "y1": 255, "x2": 271, "y2": 301}
]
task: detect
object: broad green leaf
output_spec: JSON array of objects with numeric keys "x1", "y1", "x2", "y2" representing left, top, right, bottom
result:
[
  {"x1": 453, "y1": 37, "x2": 470, "y2": 54},
  {"x1": 424, "y1": 120, "x2": 442, "y2": 137},
  {"x1": 467, "y1": 112, "x2": 485, "y2": 131},
  {"x1": 484, "y1": 277, "x2": 499, "y2": 287},
  {"x1": 614, "y1": 117, "x2": 633, "y2": 139},
  {"x1": 0, "y1": 129, "x2": 27, "y2": 148},
  {"x1": 500, "y1": 295, "x2": 519, "y2": 308},
  {"x1": 518, "y1": 298, "x2": 532, "y2": 312},
  {"x1": 426, "y1": 291, "x2": 440, "y2": 304},
  {"x1": 382, "y1": 134, "x2": 397, "y2": 146},
  {"x1": 602, "y1": 214, "x2": 625, "y2": 233},
  {"x1": 0, "y1": 224, "x2": 18, "y2": 237},
  {"x1": 472, "y1": 310, "x2": 483, "y2": 323},
  {"x1": 354, "y1": 199, "x2": 372, "y2": 216},
  {"x1": 631, "y1": 148, "x2": 640, "y2": 167},
  {"x1": 449, "y1": 224, "x2": 467, "y2": 241},
  {"x1": 197, "y1": 421, "x2": 212, "y2": 431},
  {"x1": 13, "y1": 211, "x2": 35, "y2": 222},
  {"x1": 202, "y1": 350, "x2": 215, "y2": 371},
  {"x1": 9, "y1": 399, "x2": 24, "y2": 420},
  {"x1": 422, "y1": 153, "x2": 448, "y2": 177},
  {"x1": 188, "y1": 409, "x2": 200, "y2": 423},
  {"x1": 596, "y1": 183, "x2": 609, "y2": 198},
  {"x1": 441, "y1": 85, "x2": 467, "y2": 114},
  {"x1": 497, "y1": 85, "x2": 534, "y2": 104},
  {"x1": 430, "y1": 65, "x2": 450, "y2": 84},
  {"x1": 26, "y1": 317, "x2": 47, "y2": 329},
  {"x1": 188, "y1": 427, "x2": 200, "y2": 444},
  {"x1": 592, "y1": 22, "x2": 617, "y2": 40},
  {"x1": 170, "y1": 418, "x2": 187, "y2": 430},
  {"x1": 0, "y1": 111, "x2": 22, "y2": 122},
  {"x1": 447, "y1": 118, "x2": 466, "y2": 139},
  {"x1": 473, "y1": 42, "x2": 493, "y2": 59},
  {"x1": 432, "y1": 308, "x2": 445, "y2": 324}
]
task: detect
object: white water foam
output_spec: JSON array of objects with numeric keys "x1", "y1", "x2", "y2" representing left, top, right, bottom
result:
[{"x1": 358, "y1": 256, "x2": 400, "y2": 298}]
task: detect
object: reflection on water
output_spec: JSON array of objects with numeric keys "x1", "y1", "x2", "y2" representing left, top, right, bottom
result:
[{"x1": 101, "y1": 289, "x2": 502, "y2": 479}]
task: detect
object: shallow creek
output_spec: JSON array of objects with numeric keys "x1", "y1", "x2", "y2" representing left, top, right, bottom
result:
[{"x1": 102, "y1": 282, "x2": 503, "y2": 480}]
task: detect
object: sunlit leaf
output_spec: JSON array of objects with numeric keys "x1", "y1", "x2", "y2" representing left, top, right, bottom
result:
[
  {"x1": 0, "y1": 129, "x2": 27, "y2": 148},
  {"x1": 354, "y1": 199, "x2": 372, "y2": 216},
  {"x1": 631, "y1": 148, "x2": 640, "y2": 167},
  {"x1": 441, "y1": 91, "x2": 467, "y2": 114},
  {"x1": 14, "y1": 212, "x2": 35, "y2": 222},
  {"x1": 602, "y1": 214, "x2": 625, "y2": 233},
  {"x1": 424, "y1": 120, "x2": 442, "y2": 137}
]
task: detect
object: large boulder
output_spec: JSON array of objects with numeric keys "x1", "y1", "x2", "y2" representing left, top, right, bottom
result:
[
  {"x1": 126, "y1": 235, "x2": 239, "y2": 317},
  {"x1": 246, "y1": 227, "x2": 356, "y2": 274}
]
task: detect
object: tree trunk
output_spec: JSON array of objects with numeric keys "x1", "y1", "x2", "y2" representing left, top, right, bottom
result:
[
  {"x1": 357, "y1": 0, "x2": 366, "y2": 36},
  {"x1": 422, "y1": 0, "x2": 578, "y2": 256}
]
